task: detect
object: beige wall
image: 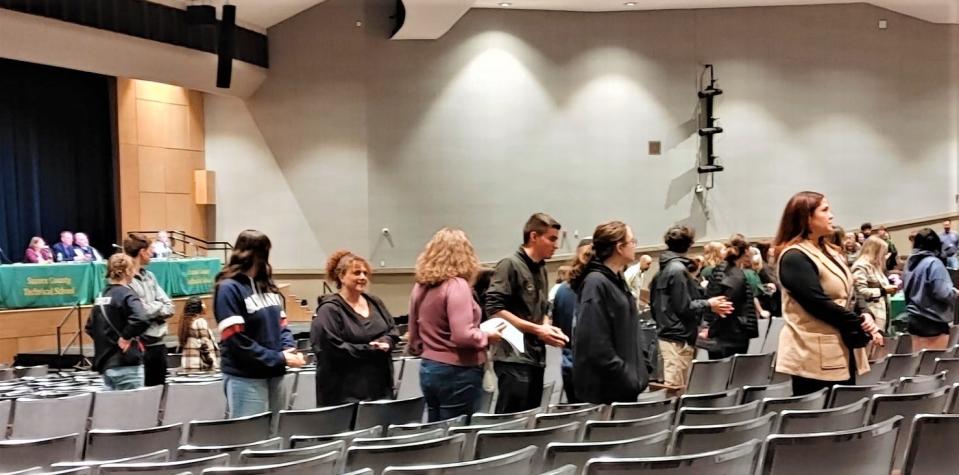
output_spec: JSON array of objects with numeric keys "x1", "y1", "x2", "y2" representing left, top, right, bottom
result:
[
  {"x1": 118, "y1": 78, "x2": 210, "y2": 239},
  {"x1": 205, "y1": 1, "x2": 959, "y2": 272}
]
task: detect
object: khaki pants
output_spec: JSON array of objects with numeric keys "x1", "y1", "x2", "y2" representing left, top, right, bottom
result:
[{"x1": 659, "y1": 339, "x2": 695, "y2": 389}]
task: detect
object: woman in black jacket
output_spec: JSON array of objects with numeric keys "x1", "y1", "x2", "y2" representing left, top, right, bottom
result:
[
  {"x1": 570, "y1": 221, "x2": 649, "y2": 404},
  {"x1": 85, "y1": 254, "x2": 151, "y2": 390},
  {"x1": 704, "y1": 236, "x2": 758, "y2": 359}
]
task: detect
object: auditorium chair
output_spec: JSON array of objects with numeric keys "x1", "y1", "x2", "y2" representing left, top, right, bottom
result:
[
  {"x1": 289, "y1": 426, "x2": 382, "y2": 449},
  {"x1": 100, "y1": 452, "x2": 230, "y2": 475},
  {"x1": 676, "y1": 400, "x2": 761, "y2": 426},
  {"x1": 670, "y1": 412, "x2": 775, "y2": 456},
  {"x1": 203, "y1": 450, "x2": 340, "y2": 475},
  {"x1": 275, "y1": 403, "x2": 356, "y2": 446},
  {"x1": 584, "y1": 439, "x2": 761, "y2": 475},
  {"x1": 379, "y1": 445, "x2": 537, "y2": 475},
  {"x1": 582, "y1": 411, "x2": 674, "y2": 442},
  {"x1": 901, "y1": 414, "x2": 959, "y2": 475},
  {"x1": 344, "y1": 434, "x2": 466, "y2": 475},
  {"x1": 186, "y1": 411, "x2": 273, "y2": 446},
  {"x1": 89, "y1": 386, "x2": 164, "y2": 430},
  {"x1": 542, "y1": 431, "x2": 670, "y2": 473},
  {"x1": 85, "y1": 423, "x2": 184, "y2": 461},
  {"x1": 238, "y1": 441, "x2": 345, "y2": 466},
  {"x1": 760, "y1": 416, "x2": 901, "y2": 475},
  {"x1": 728, "y1": 352, "x2": 775, "y2": 388},
  {"x1": 354, "y1": 397, "x2": 426, "y2": 435},
  {"x1": 776, "y1": 397, "x2": 870, "y2": 435},
  {"x1": 387, "y1": 415, "x2": 467, "y2": 437}
]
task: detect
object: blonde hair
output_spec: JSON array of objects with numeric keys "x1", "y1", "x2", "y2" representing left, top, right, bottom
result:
[
  {"x1": 106, "y1": 254, "x2": 134, "y2": 281},
  {"x1": 703, "y1": 241, "x2": 725, "y2": 268},
  {"x1": 414, "y1": 228, "x2": 480, "y2": 286},
  {"x1": 854, "y1": 235, "x2": 888, "y2": 270},
  {"x1": 556, "y1": 266, "x2": 572, "y2": 283}
]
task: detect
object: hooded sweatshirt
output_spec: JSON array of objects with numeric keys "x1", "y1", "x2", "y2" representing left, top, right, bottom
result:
[
  {"x1": 650, "y1": 251, "x2": 711, "y2": 345},
  {"x1": 311, "y1": 293, "x2": 399, "y2": 405},
  {"x1": 572, "y1": 260, "x2": 649, "y2": 404},
  {"x1": 904, "y1": 250, "x2": 958, "y2": 325}
]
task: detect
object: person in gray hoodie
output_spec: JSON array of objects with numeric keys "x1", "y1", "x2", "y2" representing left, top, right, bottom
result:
[{"x1": 904, "y1": 228, "x2": 958, "y2": 351}]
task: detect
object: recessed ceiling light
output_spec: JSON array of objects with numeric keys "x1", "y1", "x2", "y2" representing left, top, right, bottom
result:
[
  {"x1": 499, "y1": 2, "x2": 512, "y2": 6},
  {"x1": 624, "y1": 1, "x2": 638, "y2": 5}
]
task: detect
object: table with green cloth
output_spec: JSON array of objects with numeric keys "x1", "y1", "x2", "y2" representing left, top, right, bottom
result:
[
  {"x1": 0, "y1": 258, "x2": 222, "y2": 309},
  {"x1": 890, "y1": 292, "x2": 905, "y2": 319}
]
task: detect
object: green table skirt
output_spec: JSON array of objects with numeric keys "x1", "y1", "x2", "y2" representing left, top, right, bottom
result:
[{"x1": 0, "y1": 258, "x2": 222, "y2": 309}]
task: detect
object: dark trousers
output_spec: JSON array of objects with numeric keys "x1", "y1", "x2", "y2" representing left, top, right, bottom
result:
[
  {"x1": 419, "y1": 359, "x2": 484, "y2": 422},
  {"x1": 791, "y1": 352, "x2": 856, "y2": 396},
  {"x1": 561, "y1": 366, "x2": 579, "y2": 403},
  {"x1": 143, "y1": 344, "x2": 167, "y2": 387},
  {"x1": 493, "y1": 361, "x2": 545, "y2": 413},
  {"x1": 708, "y1": 344, "x2": 748, "y2": 360}
]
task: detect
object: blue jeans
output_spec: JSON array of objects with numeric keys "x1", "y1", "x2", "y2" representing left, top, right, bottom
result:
[
  {"x1": 103, "y1": 366, "x2": 144, "y2": 390},
  {"x1": 420, "y1": 359, "x2": 483, "y2": 422},
  {"x1": 223, "y1": 373, "x2": 288, "y2": 418}
]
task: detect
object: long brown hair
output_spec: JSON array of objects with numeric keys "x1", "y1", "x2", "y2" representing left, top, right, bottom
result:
[
  {"x1": 773, "y1": 191, "x2": 826, "y2": 257},
  {"x1": 569, "y1": 221, "x2": 629, "y2": 289},
  {"x1": 414, "y1": 228, "x2": 480, "y2": 286},
  {"x1": 177, "y1": 297, "x2": 205, "y2": 349},
  {"x1": 215, "y1": 230, "x2": 278, "y2": 294}
]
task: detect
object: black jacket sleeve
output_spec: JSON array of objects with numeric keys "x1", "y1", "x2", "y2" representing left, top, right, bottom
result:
[{"x1": 779, "y1": 249, "x2": 863, "y2": 335}]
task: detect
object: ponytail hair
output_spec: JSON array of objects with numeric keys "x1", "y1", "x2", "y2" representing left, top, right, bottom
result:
[
  {"x1": 569, "y1": 221, "x2": 629, "y2": 289},
  {"x1": 723, "y1": 234, "x2": 750, "y2": 265}
]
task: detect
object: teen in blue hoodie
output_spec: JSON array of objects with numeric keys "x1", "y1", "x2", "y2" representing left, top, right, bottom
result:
[{"x1": 904, "y1": 228, "x2": 958, "y2": 350}]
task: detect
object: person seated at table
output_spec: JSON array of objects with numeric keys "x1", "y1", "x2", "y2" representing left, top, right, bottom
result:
[
  {"x1": 74, "y1": 232, "x2": 103, "y2": 261},
  {"x1": 52, "y1": 230, "x2": 81, "y2": 262},
  {"x1": 24, "y1": 237, "x2": 53, "y2": 264},
  {"x1": 151, "y1": 231, "x2": 174, "y2": 259}
]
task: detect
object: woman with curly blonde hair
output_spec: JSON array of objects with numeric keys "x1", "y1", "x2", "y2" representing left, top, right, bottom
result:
[{"x1": 408, "y1": 228, "x2": 503, "y2": 421}]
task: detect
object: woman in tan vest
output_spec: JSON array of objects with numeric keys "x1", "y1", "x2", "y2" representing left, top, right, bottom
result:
[{"x1": 773, "y1": 191, "x2": 883, "y2": 396}]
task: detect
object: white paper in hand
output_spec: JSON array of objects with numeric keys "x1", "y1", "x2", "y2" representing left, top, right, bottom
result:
[{"x1": 481, "y1": 317, "x2": 525, "y2": 354}]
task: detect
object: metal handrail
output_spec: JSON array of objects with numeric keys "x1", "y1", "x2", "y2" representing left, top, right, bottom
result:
[{"x1": 129, "y1": 230, "x2": 233, "y2": 261}]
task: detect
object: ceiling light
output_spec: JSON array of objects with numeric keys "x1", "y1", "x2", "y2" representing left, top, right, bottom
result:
[
  {"x1": 498, "y1": 2, "x2": 512, "y2": 6},
  {"x1": 624, "y1": 2, "x2": 637, "y2": 5}
]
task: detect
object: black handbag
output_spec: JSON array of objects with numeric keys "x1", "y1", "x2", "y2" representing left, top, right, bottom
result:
[{"x1": 96, "y1": 293, "x2": 145, "y2": 367}]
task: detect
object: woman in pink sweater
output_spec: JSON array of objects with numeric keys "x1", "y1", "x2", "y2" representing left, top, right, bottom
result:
[{"x1": 408, "y1": 228, "x2": 502, "y2": 422}]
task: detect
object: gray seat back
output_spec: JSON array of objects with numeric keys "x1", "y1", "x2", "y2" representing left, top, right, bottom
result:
[
  {"x1": 162, "y1": 382, "x2": 227, "y2": 425},
  {"x1": 238, "y1": 441, "x2": 345, "y2": 466},
  {"x1": 777, "y1": 398, "x2": 869, "y2": 434},
  {"x1": 671, "y1": 412, "x2": 775, "y2": 456},
  {"x1": 0, "y1": 433, "x2": 79, "y2": 472},
  {"x1": 828, "y1": 381, "x2": 895, "y2": 408},
  {"x1": 869, "y1": 387, "x2": 951, "y2": 470},
  {"x1": 101, "y1": 453, "x2": 230, "y2": 475},
  {"x1": 474, "y1": 422, "x2": 578, "y2": 472},
  {"x1": 677, "y1": 401, "x2": 759, "y2": 426},
  {"x1": 187, "y1": 412, "x2": 273, "y2": 446},
  {"x1": 90, "y1": 386, "x2": 164, "y2": 430},
  {"x1": 685, "y1": 357, "x2": 734, "y2": 395},
  {"x1": 584, "y1": 439, "x2": 761, "y2": 475},
  {"x1": 543, "y1": 431, "x2": 670, "y2": 473},
  {"x1": 345, "y1": 434, "x2": 465, "y2": 475},
  {"x1": 760, "y1": 416, "x2": 901, "y2": 475},
  {"x1": 177, "y1": 437, "x2": 284, "y2": 464},
  {"x1": 678, "y1": 388, "x2": 741, "y2": 409},
  {"x1": 85, "y1": 424, "x2": 184, "y2": 461},
  {"x1": 759, "y1": 388, "x2": 828, "y2": 413},
  {"x1": 583, "y1": 411, "x2": 673, "y2": 442},
  {"x1": 901, "y1": 414, "x2": 959, "y2": 475},
  {"x1": 355, "y1": 398, "x2": 426, "y2": 436},
  {"x1": 202, "y1": 450, "x2": 339, "y2": 475},
  {"x1": 380, "y1": 445, "x2": 537, "y2": 475},
  {"x1": 728, "y1": 353, "x2": 775, "y2": 388},
  {"x1": 608, "y1": 398, "x2": 676, "y2": 420},
  {"x1": 289, "y1": 426, "x2": 381, "y2": 449},
  {"x1": 276, "y1": 403, "x2": 356, "y2": 445},
  {"x1": 387, "y1": 415, "x2": 467, "y2": 437}
]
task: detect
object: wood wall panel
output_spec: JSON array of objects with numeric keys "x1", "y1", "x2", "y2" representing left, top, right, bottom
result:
[
  {"x1": 139, "y1": 192, "x2": 167, "y2": 231},
  {"x1": 187, "y1": 91, "x2": 205, "y2": 152},
  {"x1": 0, "y1": 340, "x2": 17, "y2": 366},
  {"x1": 117, "y1": 78, "x2": 138, "y2": 145},
  {"x1": 118, "y1": 77, "x2": 209, "y2": 242},
  {"x1": 135, "y1": 80, "x2": 190, "y2": 106},
  {"x1": 137, "y1": 146, "x2": 168, "y2": 193},
  {"x1": 118, "y1": 143, "x2": 140, "y2": 234},
  {"x1": 165, "y1": 194, "x2": 194, "y2": 235},
  {"x1": 164, "y1": 149, "x2": 200, "y2": 194}
]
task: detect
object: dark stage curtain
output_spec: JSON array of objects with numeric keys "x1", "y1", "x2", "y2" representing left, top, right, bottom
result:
[{"x1": 0, "y1": 58, "x2": 117, "y2": 263}]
